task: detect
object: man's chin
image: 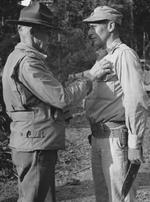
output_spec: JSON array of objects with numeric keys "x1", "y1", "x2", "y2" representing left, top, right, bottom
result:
[
  {"x1": 93, "y1": 43, "x2": 104, "y2": 51},
  {"x1": 39, "y1": 47, "x2": 48, "y2": 54}
]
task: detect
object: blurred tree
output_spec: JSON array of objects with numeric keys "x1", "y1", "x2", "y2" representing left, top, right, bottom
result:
[
  {"x1": 44, "y1": 0, "x2": 98, "y2": 83},
  {"x1": 0, "y1": 0, "x2": 22, "y2": 66},
  {"x1": 133, "y1": 0, "x2": 150, "y2": 57},
  {"x1": 1, "y1": 0, "x2": 150, "y2": 77}
]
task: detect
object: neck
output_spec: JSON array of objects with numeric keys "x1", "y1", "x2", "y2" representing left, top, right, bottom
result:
[
  {"x1": 20, "y1": 37, "x2": 34, "y2": 48},
  {"x1": 21, "y1": 38, "x2": 44, "y2": 53},
  {"x1": 105, "y1": 33, "x2": 119, "y2": 50}
]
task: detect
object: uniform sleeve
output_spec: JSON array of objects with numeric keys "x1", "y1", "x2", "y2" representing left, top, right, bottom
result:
[
  {"x1": 116, "y1": 49, "x2": 148, "y2": 149},
  {"x1": 18, "y1": 57, "x2": 91, "y2": 109}
]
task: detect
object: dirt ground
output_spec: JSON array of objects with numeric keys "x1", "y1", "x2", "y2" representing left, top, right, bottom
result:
[{"x1": 0, "y1": 115, "x2": 150, "y2": 202}]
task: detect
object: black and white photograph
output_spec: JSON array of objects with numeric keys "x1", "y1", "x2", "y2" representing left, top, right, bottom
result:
[{"x1": 0, "y1": 0, "x2": 150, "y2": 201}]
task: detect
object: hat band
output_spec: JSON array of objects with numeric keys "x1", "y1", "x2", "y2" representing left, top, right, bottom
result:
[{"x1": 19, "y1": 17, "x2": 51, "y2": 26}]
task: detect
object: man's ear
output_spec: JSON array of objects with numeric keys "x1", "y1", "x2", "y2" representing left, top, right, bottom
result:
[
  {"x1": 30, "y1": 27, "x2": 35, "y2": 35},
  {"x1": 17, "y1": 25, "x2": 22, "y2": 32},
  {"x1": 108, "y1": 21, "x2": 115, "y2": 32}
]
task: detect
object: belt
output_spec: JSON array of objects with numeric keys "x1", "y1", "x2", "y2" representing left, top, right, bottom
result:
[{"x1": 90, "y1": 121, "x2": 126, "y2": 138}]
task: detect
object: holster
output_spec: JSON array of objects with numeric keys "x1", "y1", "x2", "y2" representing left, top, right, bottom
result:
[{"x1": 90, "y1": 121, "x2": 128, "y2": 147}]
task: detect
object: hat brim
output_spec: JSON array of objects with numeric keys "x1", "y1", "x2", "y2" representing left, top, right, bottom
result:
[
  {"x1": 6, "y1": 19, "x2": 62, "y2": 31},
  {"x1": 83, "y1": 16, "x2": 107, "y2": 23}
]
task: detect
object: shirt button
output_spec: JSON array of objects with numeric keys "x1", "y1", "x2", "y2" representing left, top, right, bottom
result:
[{"x1": 27, "y1": 130, "x2": 32, "y2": 137}]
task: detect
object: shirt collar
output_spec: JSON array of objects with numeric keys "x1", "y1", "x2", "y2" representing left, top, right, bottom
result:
[
  {"x1": 15, "y1": 42, "x2": 47, "y2": 60},
  {"x1": 107, "y1": 38, "x2": 122, "y2": 54}
]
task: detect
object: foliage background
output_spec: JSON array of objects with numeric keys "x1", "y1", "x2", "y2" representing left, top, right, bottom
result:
[{"x1": 0, "y1": 0, "x2": 150, "y2": 80}]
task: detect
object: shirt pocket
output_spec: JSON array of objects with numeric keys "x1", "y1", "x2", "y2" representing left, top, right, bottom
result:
[
  {"x1": 106, "y1": 81, "x2": 115, "y2": 95},
  {"x1": 105, "y1": 73, "x2": 118, "y2": 96}
]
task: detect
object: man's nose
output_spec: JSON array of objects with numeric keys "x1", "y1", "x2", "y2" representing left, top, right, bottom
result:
[
  {"x1": 88, "y1": 28, "x2": 95, "y2": 39},
  {"x1": 47, "y1": 33, "x2": 52, "y2": 43}
]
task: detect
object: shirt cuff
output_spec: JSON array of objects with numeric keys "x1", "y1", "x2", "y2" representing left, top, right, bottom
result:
[
  {"x1": 128, "y1": 134, "x2": 142, "y2": 149},
  {"x1": 83, "y1": 70, "x2": 95, "y2": 81},
  {"x1": 73, "y1": 70, "x2": 94, "y2": 81},
  {"x1": 128, "y1": 148, "x2": 141, "y2": 161}
]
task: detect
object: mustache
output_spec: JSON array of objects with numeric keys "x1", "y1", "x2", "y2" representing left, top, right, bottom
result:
[{"x1": 88, "y1": 34, "x2": 99, "y2": 41}]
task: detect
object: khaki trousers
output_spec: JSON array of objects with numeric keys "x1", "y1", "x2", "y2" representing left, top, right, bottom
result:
[
  {"x1": 91, "y1": 125, "x2": 137, "y2": 202},
  {"x1": 12, "y1": 149, "x2": 57, "y2": 202}
]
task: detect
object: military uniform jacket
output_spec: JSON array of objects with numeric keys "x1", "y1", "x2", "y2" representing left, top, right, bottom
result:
[{"x1": 2, "y1": 43, "x2": 90, "y2": 151}]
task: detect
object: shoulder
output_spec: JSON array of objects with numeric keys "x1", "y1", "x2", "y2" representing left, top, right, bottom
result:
[
  {"x1": 117, "y1": 43, "x2": 138, "y2": 56},
  {"x1": 115, "y1": 43, "x2": 140, "y2": 62},
  {"x1": 20, "y1": 51, "x2": 46, "y2": 71}
]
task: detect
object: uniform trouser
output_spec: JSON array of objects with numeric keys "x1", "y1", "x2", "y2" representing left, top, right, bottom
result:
[
  {"x1": 12, "y1": 149, "x2": 57, "y2": 202},
  {"x1": 91, "y1": 125, "x2": 137, "y2": 202}
]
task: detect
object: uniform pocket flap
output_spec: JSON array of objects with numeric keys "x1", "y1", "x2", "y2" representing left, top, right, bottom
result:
[{"x1": 10, "y1": 111, "x2": 34, "y2": 122}]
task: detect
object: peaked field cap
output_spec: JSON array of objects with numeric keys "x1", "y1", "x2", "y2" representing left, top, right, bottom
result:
[
  {"x1": 6, "y1": 2, "x2": 57, "y2": 29},
  {"x1": 83, "y1": 6, "x2": 123, "y2": 25}
]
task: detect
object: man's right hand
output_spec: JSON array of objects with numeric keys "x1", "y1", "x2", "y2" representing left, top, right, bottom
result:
[
  {"x1": 68, "y1": 59, "x2": 112, "y2": 82},
  {"x1": 89, "y1": 59, "x2": 113, "y2": 80}
]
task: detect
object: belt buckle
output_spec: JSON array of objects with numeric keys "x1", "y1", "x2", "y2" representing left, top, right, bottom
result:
[
  {"x1": 98, "y1": 122, "x2": 107, "y2": 137},
  {"x1": 100, "y1": 122, "x2": 108, "y2": 132}
]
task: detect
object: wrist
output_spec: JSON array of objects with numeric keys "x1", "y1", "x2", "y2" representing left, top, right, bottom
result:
[
  {"x1": 128, "y1": 147, "x2": 142, "y2": 161},
  {"x1": 83, "y1": 70, "x2": 95, "y2": 81}
]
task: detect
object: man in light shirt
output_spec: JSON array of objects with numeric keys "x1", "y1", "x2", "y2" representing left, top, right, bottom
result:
[{"x1": 83, "y1": 5, "x2": 148, "y2": 202}]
